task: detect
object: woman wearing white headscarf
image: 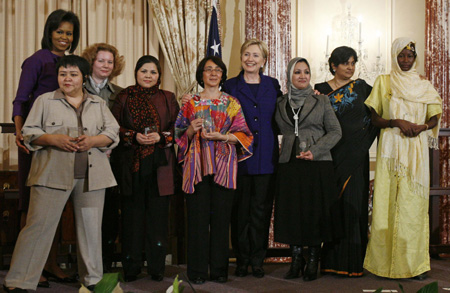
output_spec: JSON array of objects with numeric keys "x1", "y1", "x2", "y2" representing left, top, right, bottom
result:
[{"x1": 364, "y1": 37, "x2": 442, "y2": 280}]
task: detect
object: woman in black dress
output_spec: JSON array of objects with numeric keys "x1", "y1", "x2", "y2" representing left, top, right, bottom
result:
[
  {"x1": 315, "y1": 46, "x2": 378, "y2": 277},
  {"x1": 274, "y1": 57, "x2": 342, "y2": 281}
]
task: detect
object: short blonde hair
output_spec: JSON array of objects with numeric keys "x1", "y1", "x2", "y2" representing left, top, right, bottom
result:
[
  {"x1": 240, "y1": 38, "x2": 268, "y2": 72},
  {"x1": 81, "y1": 43, "x2": 125, "y2": 79}
]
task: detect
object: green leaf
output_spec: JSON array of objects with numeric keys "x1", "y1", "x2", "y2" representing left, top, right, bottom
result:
[
  {"x1": 94, "y1": 273, "x2": 120, "y2": 293},
  {"x1": 374, "y1": 288, "x2": 383, "y2": 293},
  {"x1": 172, "y1": 275, "x2": 185, "y2": 293},
  {"x1": 416, "y1": 281, "x2": 439, "y2": 293}
]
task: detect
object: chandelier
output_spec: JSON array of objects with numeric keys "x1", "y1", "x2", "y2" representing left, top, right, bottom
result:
[{"x1": 317, "y1": 4, "x2": 385, "y2": 85}]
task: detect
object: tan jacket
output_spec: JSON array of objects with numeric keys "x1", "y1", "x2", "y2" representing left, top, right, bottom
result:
[{"x1": 23, "y1": 89, "x2": 120, "y2": 191}]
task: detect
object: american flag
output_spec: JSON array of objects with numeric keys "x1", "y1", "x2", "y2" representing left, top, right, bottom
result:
[{"x1": 206, "y1": 0, "x2": 222, "y2": 57}]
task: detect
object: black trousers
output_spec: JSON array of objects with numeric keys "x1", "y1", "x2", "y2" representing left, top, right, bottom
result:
[
  {"x1": 185, "y1": 176, "x2": 234, "y2": 280},
  {"x1": 101, "y1": 186, "x2": 120, "y2": 272},
  {"x1": 231, "y1": 174, "x2": 275, "y2": 267},
  {"x1": 121, "y1": 173, "x2": 169, "y2": 276}
]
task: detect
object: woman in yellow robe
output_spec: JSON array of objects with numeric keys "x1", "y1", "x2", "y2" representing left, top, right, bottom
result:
[{"x1": 363, "y1": 37, "x2": 442, "y2": 279}]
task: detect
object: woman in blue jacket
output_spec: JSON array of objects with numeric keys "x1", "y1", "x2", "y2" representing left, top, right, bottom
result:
[{"x1": 223, "y1": 39, "x2": 282, "y2": 278}]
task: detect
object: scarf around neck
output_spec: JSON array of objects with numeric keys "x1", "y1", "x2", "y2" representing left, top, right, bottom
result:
[
  {"x1": 126, "y1": 82, "x2": 161, "y2": 173},
  {"x1": 286, "y1": 57, "x2": 314, "y2": 108},
  {"x1": 380, "y1": 37, "x2": 442, "y2": 199},
  {"x1": 89, "y1": 76, "x2": 109, "y2": 94}
]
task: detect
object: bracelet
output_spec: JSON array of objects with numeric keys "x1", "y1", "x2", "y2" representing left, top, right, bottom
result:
[
  {"x1": 425, "y1": 124, "x2": 429, "y2": 130},
  {"x1": 224, "y1": 134, "x2": 229, "y2": 143}
]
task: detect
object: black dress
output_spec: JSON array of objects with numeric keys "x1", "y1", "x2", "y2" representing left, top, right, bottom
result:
[
  {"x1": 314, "y1": 79, "x2": 378, "y2": 277},
  {"x1": 274, "y1": 102, "x2": 340, "y2": 246}
]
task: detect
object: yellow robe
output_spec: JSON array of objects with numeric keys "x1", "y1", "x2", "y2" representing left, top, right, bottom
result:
[{"x1": 363, "y1": 75, "x2": 441, "y2": 278}]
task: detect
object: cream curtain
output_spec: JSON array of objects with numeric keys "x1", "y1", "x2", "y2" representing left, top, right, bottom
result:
[
  {"x1": 149, "y1": 0, "x2": 211, "y2": 99},
  {"x1": 0, "y1": 0, "x2": 167, "y2": 169}
]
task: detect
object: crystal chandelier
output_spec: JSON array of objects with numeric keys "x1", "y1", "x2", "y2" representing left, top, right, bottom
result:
[{"x1": 317, "y1": 4, "x2": 385, "y2": 85}]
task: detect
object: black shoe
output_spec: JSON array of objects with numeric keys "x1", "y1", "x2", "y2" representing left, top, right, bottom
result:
[
  {"x1": 2, "y1": 285, "x2": 28, "y2": 292},
  {"x1": 252, "y1": 266, "x2": 265, "y2": 278},
  {"x1": 42, "y1": 270, "x2": 77, "y2": 283},
  {"x1": 190, "y1": 277, "x2": 205, "y2": 285},
  {"x1": 284, "y1": 245, "x2": 305, "y2": 279},
  {"x1": 413, "y1": 273, "x2": 428, "y2": 280},
  {"x1": 37, "y1": 280, "x2": 50, "y2": 288},
  {"x1": 211, "y1": 276, "x2": 227, "y2": 283},
  {"x1": 124, "y1": 275, "x2": 137, "y2": 282},
  {"x1": 303, "y1": 246, "x2": 320, "y2": 282},
  {"x1": 235, "y1": 265, "x2": 248, "y2": 277},
  {"x1": 86, "y1": 284, "x2": 96, "y2": 292},
  {"x1": 151, "y1": 274, "x2": 164, "y2": 282}
]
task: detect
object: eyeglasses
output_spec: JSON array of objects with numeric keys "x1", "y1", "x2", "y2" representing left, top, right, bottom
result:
[{"x1": 203, "y1": 68, "x2": 223, "y2": 74}]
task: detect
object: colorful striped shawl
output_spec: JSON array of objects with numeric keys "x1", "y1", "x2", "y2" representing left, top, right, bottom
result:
[{"x1": 175, "y1": 93, "x2": 253, "y2": 194}]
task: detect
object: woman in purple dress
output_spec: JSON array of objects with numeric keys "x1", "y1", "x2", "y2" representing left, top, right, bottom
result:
[{"x1": 11, "y1": 9, "x2": 80, "y2": 287}]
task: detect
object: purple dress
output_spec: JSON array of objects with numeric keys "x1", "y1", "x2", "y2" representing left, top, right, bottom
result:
[{"x1": 13, "y1": 49, "x2": 60, "y2": 211}]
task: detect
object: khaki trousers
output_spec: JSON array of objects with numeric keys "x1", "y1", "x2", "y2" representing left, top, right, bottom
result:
[{"x1": 5, "y1": 179, "x2": 105, "y2": 290}]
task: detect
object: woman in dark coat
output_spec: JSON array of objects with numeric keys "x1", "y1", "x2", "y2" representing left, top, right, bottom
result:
[
  {"x1": 111, "y1": 55, "x2": 179, "y2": 282},
  {"x1": 274, "y1": 57, "x2": 341, "y2": 282},
  {"x1": 223, "y1": 39, "x2": 282, "y2": 278}
]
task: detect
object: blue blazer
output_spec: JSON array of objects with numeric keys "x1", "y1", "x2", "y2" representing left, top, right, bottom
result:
[{"x1": 223, "y1": 72, "x2": 282, "y2": 175}]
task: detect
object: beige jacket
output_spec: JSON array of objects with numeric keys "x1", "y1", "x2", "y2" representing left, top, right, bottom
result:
[{"x1": 23, "y1": 89, "x2": 120, "y2": 191}]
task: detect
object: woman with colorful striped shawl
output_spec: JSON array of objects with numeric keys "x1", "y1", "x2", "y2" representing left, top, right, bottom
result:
[{"x1": 175, "y1": 56, "x2": 253, "y2": 285}]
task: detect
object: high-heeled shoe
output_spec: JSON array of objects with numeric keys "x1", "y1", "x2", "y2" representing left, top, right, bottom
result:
[
  {"x1": 42, "y1": 270, "x2": 77, "y2": 283},
  {"x1": 412, "y1": 272, "x2": 428, "y2": 280},
  {"x1": 284, "y1": 245, "x2": 305, "y2": 279},
  {"x1": 303, "y1": 246, "x2": 320, "y2": 281}
]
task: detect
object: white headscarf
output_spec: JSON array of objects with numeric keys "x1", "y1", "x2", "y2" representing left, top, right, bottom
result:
[
  {"x1": 381, "y1": 37, "x2": 442, "y2": 199},
  {"x1": 389, "y1": 37, "x2": 442, "y2": 145}
]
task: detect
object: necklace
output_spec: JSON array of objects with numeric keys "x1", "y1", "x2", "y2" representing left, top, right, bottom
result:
[
  {"x1": 332, "y1": 78, "x2": 351, "y2": 90},
  {"x1": 291, "y1": 106, "x2": 301, "y2": 136}
]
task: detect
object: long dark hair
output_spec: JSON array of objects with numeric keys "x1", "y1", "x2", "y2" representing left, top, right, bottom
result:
[{"x1": 41, "y1": 9, "x2": 80, "y2": 54}]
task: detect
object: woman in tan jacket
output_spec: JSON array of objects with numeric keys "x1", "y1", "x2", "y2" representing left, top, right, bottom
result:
[{"x1": 3, "y1": 55, "x2": 119, "y2": 293}]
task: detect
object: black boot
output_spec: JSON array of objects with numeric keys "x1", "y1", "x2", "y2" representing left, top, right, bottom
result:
[
  {"x1": 284, "y1": 245, "x2": 305, "y2": 279},
  {"x1": 303, "y1": 246, "x2": 320, "y2": 281}
]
